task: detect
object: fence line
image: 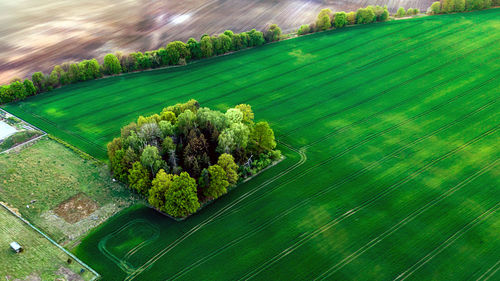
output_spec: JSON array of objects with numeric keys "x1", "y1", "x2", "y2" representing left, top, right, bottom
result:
[{"x1": 0, "y1": 202, "x2": 101, "y2": 280}]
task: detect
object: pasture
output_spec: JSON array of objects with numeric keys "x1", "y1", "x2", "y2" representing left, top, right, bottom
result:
[
  {"x1": 0, "y1": 204, "x2": 97, "y2": 280},
  {"x1": 4, "y1": 9, "x2": 500, "y2": 280},
  {"x1": 0, "y1": 138, "x2": 139, "y2": 244}
]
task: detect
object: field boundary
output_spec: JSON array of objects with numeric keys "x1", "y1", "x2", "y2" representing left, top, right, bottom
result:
[
  {"x1": 0, "y1": 108, "x2": 47, "y2": 154},
  {"x1": 0, "y1": 202, "x2": 101, "y2": 280}
]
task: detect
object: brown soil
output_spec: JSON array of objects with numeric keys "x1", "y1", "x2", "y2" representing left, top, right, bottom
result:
[
  {"x1": 54, "y1": 193, "x2": 98, "y2": 223},
  {"x1": 55, "y1": 267, "x2": 84, "y2": 281}
]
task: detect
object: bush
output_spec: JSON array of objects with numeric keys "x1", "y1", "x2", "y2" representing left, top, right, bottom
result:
[{"x1": 0, "y1": 130, "x2": 42, "y2": 151}]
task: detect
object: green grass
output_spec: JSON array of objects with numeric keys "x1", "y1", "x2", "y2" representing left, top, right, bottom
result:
[
  {"x1": 0, "y1": 205, "x2": 97, "y2": 280},
  {"x1": 4, "y1": 9, "x2": 500, "y2": 280},
  {"x1": 0, "y1": 138, "x2": 140, "y2": 244}
]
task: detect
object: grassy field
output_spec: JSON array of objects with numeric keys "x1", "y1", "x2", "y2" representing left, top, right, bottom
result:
[
  {"x1": 0, "y1": 204, "x2": 97, "y2": 280},
  {"x1": 0, "y1": 138, "x2": 139, "y2": 244},
  {"x1": 4, "y1": 9, "x2": 500, "y2": 280}
]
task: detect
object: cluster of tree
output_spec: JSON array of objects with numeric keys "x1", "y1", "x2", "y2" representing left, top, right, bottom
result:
[
  {"x1": 428, "y1": 0, "x2": 496, "y2": 14},
  {"x1": 395, "y1": 7, "x2": 421, "y2": 17},
  {"x1": 0, "y1": 28, "x2": 269, "y2": 105},
  {"x1": 107, "y1": 100, "x2": 280, "y2": 218},
  {"x1": 297, "y1": 6, "x2": 389, "y2": 35}
]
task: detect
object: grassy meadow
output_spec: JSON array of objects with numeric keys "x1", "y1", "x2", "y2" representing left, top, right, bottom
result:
[
  {"x1": 0, "y1": 205, "x2": 97, "y2": 280},
  {"x1": 3, "y1": 9, "x2": 500, "y2": 280},
  {"x1": 0, "y1": 138, "x2": 139, "y2": 244}
]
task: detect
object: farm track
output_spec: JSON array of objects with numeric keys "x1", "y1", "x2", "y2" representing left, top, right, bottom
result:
[{"x1": 4, "y1": 10, "x2": 499, "y2": 281}]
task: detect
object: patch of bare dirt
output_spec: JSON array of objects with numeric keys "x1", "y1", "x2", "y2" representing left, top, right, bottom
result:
[
  {"x1": 54, "y1": 193, "x2": 98, "y2": 223},
  {"x1": 55, "y1": 267, "x2": 84, "y2": 281}
]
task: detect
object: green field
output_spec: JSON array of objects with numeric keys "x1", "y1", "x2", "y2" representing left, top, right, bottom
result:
[
  {"x1": 4, "y1": 9, "x2": 500, "y2": 280},
  {"x1": 0, "y1": 204, "x2": 97, "y2": 280}
]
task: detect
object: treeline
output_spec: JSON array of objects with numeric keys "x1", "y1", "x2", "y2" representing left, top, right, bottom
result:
[
  {"x1": 107, "y1": 100, "x2": 281, "y2": 218},
  {"x1": 297, "y1": 6, "x2": 390, "y2": 35},
  {"x1": 0, "y1": 27, "x2": 280, "y2": 104},
  {"x1": 428, "y1": 0, "x2": 497, "y2": 14}
]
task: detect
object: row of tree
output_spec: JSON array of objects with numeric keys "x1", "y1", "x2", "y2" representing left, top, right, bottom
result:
[
  {"x1": 297, "y1": 5, "x2": 390, "y2": 35},
  {"x1": 107, "y1": 100, "x2": 280, "y2": 217},
  {"x1": 428, "y1": 0, "x2": 497, "y2": 14},
  {"x1": 0, "y1": 27, "x2": 274, "y2": 104}
]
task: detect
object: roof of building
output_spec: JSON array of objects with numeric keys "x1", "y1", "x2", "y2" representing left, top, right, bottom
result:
[{"x1": 10, "y1": 241, "x2": 21, "y2": 250}]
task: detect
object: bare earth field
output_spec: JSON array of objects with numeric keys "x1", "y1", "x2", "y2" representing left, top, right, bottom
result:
[{"x1": 0, "y1": 0, "x2": 433, "y2": 84}]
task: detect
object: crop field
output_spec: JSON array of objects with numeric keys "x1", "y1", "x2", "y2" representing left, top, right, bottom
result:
[
  {"x1": 3, "y1": 9, "x2": 500, "y2": 280},
  {"x1": 0, "y1": 204, "x2": 97, "y2": 280}
]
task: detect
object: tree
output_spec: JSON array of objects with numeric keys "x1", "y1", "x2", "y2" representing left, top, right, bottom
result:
[
  {"x1": 248, "y1": 29, "x2": 265, "y2": 46},
  {"x1": 102, "y1": 53, "x2": 122, "y2": 75},
  {"x1": 31, "y1": 72, "x2": 45, "y2": 93},
  {"x1": 200, "y1": 36, "x2": 214, "y2": 57},
  {"x1": 148, "y1": 169, "x2": 173, "y2": 211},
  {"x1": 217, "y1": 153, "x2": 239, "y2": 185},
  {"x1": 23, "y1": 79, "x2": 36, "y2": 97},
  {"x1": 225, "y1": 108, "x2": 243, "y2": 123},
  {"x1": 235, "y1": 104, "x2": 254, "y2": 125},
  {"x1": 250, "y1": 121, "x2": 276, "y2": 155},
  {"x1": 204, "y1": 165, "x2": 228, "y2": 199},
  {"x1": 297, "y1": 24, "x2": 310, "y2": 35},
  {"x1": 67, "y1": 63, "x2": 80, "y2": 83},
  {"x1": 128, "y1": 161, "x2": 151, "y2": 195},
  {"x1": 334, "y1": 12, "x2": 348, "y2": 28},
  {"x1": 264, "y1": 24, "x2": 282, "y2": 42},
  {"x1": 159, "y1": 121, "x2": 175, "y2": 138},
  {"x1": 396, "y1": 7, "x2": 406, "y2": 17},
  {"x1": 429, "y1": 1, "x2": 441, "y2": 13},
  {"x1": 166, "y1": 41, "x2": 190, "y2": 65},
  {"x1": 9, "y1": 81, "x2": 27, "y2": 100},
  {"x1": 346, "y1": 12, "x2": 357, "y2": 25},
  {"x1": 316, "y1": 13, "x2": 331, "y2": 31},
  {"x1": 218, "y1": 123, "x2": 250, "y2": 153},
  {"x1": 356, "y1": 7, "x2": 376, "y2": 24},
  {"x1": 216, "y1": 33, "x2": 232, "y2": 54},
  {"x1": 183, "y1": 130, "x2": 210, "y2": 178},
  {"x1": 140, "y1": 145, "x2": 165, "y2": 176},
  {"x1": 164, "y1": 172, "x2": 200, "y2": 217},
  {"x1": 380, "y1": 6, "x2": 390, "y2": 21},
  {"x1": 176, "y1": 109, "x2": 197, "y2": 136},
  {"x1": 456, "y1": 0, "x2": 466, "y2": 11},
  {"x1": 187, "y1": 38, "x2": 202, "y2": 60},
  {"x1": 442, "y1": 0, "x2": 456, "y2": 13}
]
